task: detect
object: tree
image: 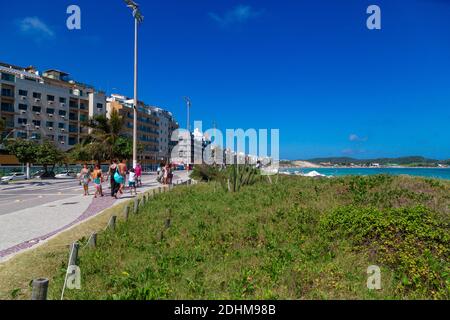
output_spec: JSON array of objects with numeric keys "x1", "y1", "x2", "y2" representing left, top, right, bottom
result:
[
  {"x1": 84, "y1": 109, "x2": 124, "y2": 162},
  {"x1": 5, "y1": 139, "x2": 39, "y2": 179},
  {"x1": 35, "y1": 140, "x2": 65, "y2": 173}
]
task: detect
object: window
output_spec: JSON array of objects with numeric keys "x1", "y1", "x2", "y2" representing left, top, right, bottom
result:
[
  {"x1": 18, "y1": 118, "x2": 27, "y2": 125},
  {"x1": 69, "y1": 125, "x2": 77, "y2": 133},
  {"x1": 18, "y1": 104, "x2": 28, "y2": 111},
  {"x1": 69, "y1": 113, "x2": 77, "y2": 121},
  {"x1": 47, "y1": 135, "x2": 55, "y2": 141},
  {"x1": 19, "y1": 90, "x2": 28, "y2": 96},
  {"x1": 31, "y1": 133, "x2": 41, "y2": 140},
  {"x1": 32, "y1": 106, "x2": 42, "y2": 113},
  {"x1": 33, "y1": 92, "x2": 42, "y2": 99},
  {"x1": 17, "y1": 132, "x2": 27, "y2": 139},
  {"x1": 1, "y1": 88, "x2": 14, "y2": 97},
  {"x1": 59, "y1": 97, "x2": 67, "y2": 103},
  {"x1": 46, "y1": 121, "x2": 54, "y2": 128},
  {"x1": 1, "y1": 73, "x2": 15, "y2": 82},
  {"x1": 1, "y1": 102, "x2": 14, "y2": 112},
  {"x1": 58, "y1": 123, "x2": 65, "y2": 129},
  {"x1": 32, "y1": 120, "x2": 41, "y2": 127},
  {"x1": 47, "y1": 108, "x2": 55, "y2": 115},
  {"x1": 59, "y1": 110, "x2": 67, "y2": 116},
  {"x1": 97, "y1": 103, "x2": 103, "y2": 109},
  {"x1": 47, "y1": 95, "x2": 55, "y2": 102},
  {"x1": 69, "y1": 137, "x2": 77, "y2": 145}
]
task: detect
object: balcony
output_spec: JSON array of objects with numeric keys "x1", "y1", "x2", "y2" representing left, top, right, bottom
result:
[
  {"x1": 1, "y1": 73, "x2": 15, "y2": 82},
  {"x1": 1, "y1": 89, "x2": 14, "y2": 98},
  {"x1": 1, "y1": 103, "x2": 14, "y2": 113}
]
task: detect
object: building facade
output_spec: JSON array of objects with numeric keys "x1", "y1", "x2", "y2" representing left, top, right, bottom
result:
[
  {"x1": 107, "y1": 95, "x2": 154, "y2": 166},
  {"x1": 0, "y1": 62, "x2": 106, "y2": 152},
  {"x1": 153, "y1": 107, "x2": 179, "y2": 164}
]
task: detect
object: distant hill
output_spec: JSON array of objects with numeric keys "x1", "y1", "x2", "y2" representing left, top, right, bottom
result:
[{"x1": 302, "y1": 156, "x2": 447, "y2": 167}]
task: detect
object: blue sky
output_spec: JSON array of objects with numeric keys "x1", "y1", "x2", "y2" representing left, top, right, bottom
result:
[{"x1": 1, "y1": 0, "x2": 449, "y2": 160}]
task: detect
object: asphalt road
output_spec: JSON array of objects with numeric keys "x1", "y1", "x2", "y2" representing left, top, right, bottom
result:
[{"x1": 0, "y1": 174, "x2": 162, "y2": 216}]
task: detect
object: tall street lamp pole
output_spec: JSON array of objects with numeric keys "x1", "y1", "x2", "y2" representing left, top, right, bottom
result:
[
  {"x1": 125, "y1": 0, "x2": 144, "y2": 169},
  {"x1": 184, "y1": 97, "x2": 191, "y2": 170}
]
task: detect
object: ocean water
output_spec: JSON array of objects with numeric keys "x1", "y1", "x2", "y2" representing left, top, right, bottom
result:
[{"x1": 281, "y1": 167, "x2": 450, "y2": 180}]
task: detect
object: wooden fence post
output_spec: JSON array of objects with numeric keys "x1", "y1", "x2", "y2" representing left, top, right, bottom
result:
[
  {"x1": 68, "y1": 242, "x2": 79, "y2": 266},
  {"x1": 88, "y1": 233, "x2": 97, "y2": 248},
  {"x1": 107, "y1": 216, "x2": 117, "y2": 231},
  {"x1": 134, "y1": 198, "x2": 139, "y2": 214},
  {"x1": 31, "y1": 278, "x2": 49, "y2": 300},
  {"x1": 123, "y1": 205, "x2": 130, "y2": 220}
]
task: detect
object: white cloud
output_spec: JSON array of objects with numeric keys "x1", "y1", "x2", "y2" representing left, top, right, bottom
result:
[
  {"x1": 17, "y1": 17, "x2": 55, "y2": 39},
  {"x1": 349, "y1": 134, "x2": 368, "y2": 142},
  {"x1": 209, "y1": 5, "x2": 263, "y2": 27}
]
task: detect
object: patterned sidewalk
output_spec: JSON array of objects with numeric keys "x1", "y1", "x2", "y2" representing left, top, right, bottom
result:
[
  {"x1": 0, "y1": 172, "x2": 188, "y2": 262},
  {"x1": 0, "y1": 195, "x2": 117, "y2": 260}
]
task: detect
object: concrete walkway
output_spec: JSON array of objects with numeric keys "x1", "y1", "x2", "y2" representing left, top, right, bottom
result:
[{"x1": 0, "y1": 171, "x2": 189, "y2": 262}]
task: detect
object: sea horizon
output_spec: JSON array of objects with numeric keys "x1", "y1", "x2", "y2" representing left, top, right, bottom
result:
[{"x1": 281, "y1": 167, "x2": 450, "y2": 180}]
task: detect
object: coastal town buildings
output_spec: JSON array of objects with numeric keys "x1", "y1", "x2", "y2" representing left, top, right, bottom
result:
[
  {"x1": 0, "y1": 61, "x2": 179, "y2": 168},
  {"x1": 0, "y1": 61, "x2": 106, "y2": 164},
  {"x1": 106, "y1": 94, "x2": 179, "y2": 168}
]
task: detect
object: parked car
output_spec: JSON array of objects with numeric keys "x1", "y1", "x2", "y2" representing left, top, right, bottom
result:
[
  {"x1": 55, "y1": 171, "x2": 77, "y2": 179},
  {"x1": 35, "y1": 171, "x2": 56, "y2": 180},
  {"x1": 1, "y1": 172, "x2": 27, "y2": 183}
]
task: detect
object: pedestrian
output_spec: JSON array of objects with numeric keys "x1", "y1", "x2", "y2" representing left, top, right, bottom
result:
[
  {"x1": 79, "y1": 164, "x2": 90, "y2": 196},
  {"x1": 109, "y1": 160, "x2": 120, "y2": 198},
  {"x1": 92, "y1": 164, "x2": 104, "y2": 198},
  {"x1": 128, "y1": 168, "x2": 137, "y2": 196},
  {"x1": 157, "y1": 164, "x2": 163, "y2": 183},
  {"x1": 117, "y1": 159, "x2": 127, "y2": 196},
  {"x1": 168, "y1": 164, "x2": 174, "y2": 185},
  {"x1": 135, "y1": 162, "x2": 142, "y2": 187},
  {"x1": 163, "y1": 164, "x2": 169, "y2": 185}
]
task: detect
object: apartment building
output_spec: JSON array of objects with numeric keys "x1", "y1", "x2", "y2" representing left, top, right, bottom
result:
[
  {"x1": 0, "y1": 62, "x2": 106, "y2": 153},
  {"x1": 153, "y1": 107, "x2": 179, "y2": 163},
  {"x1": 106, "y1": 95, "x2": 180, "y2": 167},
  {"x1": 107, "y1": 94, "x2": 159, "y2": 166}
]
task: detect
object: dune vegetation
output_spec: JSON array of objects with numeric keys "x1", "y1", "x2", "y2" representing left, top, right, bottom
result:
[{"x1": 42, "y1": 173, "x2": 449, "y2": 300}]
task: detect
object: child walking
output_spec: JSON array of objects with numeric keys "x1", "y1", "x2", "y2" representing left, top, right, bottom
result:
[
  {"x1": 92, "y1": 164, "x2": 104, "y2": 198},
  {"x1": 128, "y1": 168, "x2": 137, "y2": 196}
]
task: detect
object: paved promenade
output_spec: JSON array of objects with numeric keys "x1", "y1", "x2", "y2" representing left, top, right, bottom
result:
[{"x1": 0, "y1": 171, "x2": 189, "y2": 262}]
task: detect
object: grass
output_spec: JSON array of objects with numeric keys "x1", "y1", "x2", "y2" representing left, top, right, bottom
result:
[
  {"x1": 0, "y1": 200, "x2": 132, "y2": 300},
  {"x1": 32, "y1": 174, "x2": 449, "y2": 300}
]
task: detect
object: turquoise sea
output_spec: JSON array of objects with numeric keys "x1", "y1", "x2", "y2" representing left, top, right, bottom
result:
[{"x1": 281, "y1": 167, "x2": 450, "y2": 180}]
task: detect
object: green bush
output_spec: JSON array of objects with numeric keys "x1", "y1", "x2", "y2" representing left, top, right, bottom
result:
[{"x1": 320, "y1": 205, "x2": 449, "y2": 299}]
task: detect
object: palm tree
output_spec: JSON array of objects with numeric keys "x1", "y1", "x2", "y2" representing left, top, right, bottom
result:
[{"x1": 83, "y1": 109, "x2": 125, "y2": 162}]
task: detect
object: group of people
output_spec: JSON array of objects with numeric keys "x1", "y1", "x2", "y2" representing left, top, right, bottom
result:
[
  {"x1": 79, "y1": 160, "x2": 143, "y2": 199},
  {"x1": 157, "y1": 163, "x2": 173, "y2": 185}
]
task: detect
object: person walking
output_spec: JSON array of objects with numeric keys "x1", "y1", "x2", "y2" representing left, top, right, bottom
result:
[
  {"x1": 163, "y1": 164, "x2": 169, "y2": 185},
  {"x1": 92, "y1": 164, "x2": 104, "y2": 198},
  {"x1": 135, "y1": 162, "x2": 143, "y2": 187},
  {"x1": 117, "y1": 159, "x2": 128, "y2": 196},
  {"x1": 79, "y1": 164, "x2": 91, "y2": 196},
  {"x1": 128, "y1": 168, "x2": 137, "y2": 196},
  {"x1": 109, "y1": 160, "x2": 119, "y2": 198}
]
